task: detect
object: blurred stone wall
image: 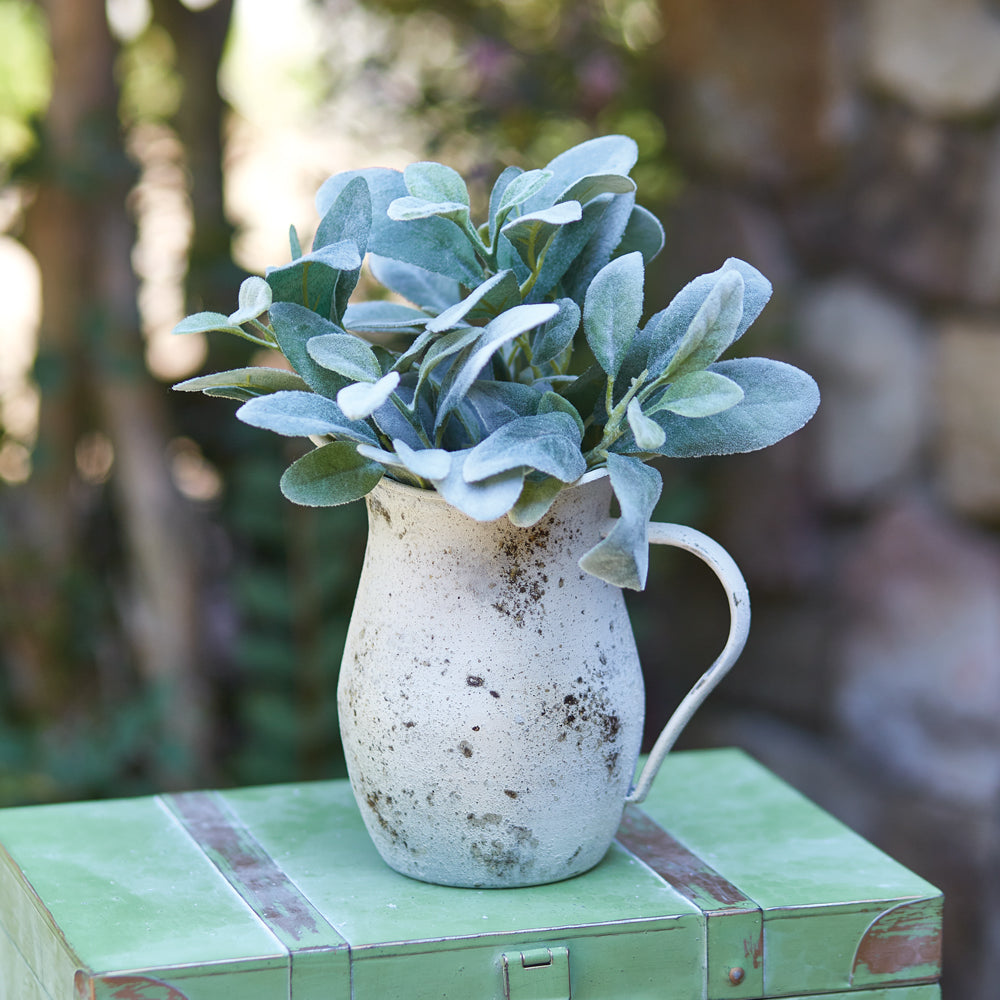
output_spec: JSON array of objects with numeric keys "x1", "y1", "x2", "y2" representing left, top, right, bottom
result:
[{"x1": 644, "y1": 2, "x2": 1000, "y2": 995}]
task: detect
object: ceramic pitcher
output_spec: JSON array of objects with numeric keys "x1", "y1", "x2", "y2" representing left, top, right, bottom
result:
[{"x1": 338, "y1": 472, "x2": 750, "y2": 888}]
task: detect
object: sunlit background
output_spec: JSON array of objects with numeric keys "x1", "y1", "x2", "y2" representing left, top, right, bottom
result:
[{"x1": 2, "y1": 1, "x2": 999, "y2": 994}]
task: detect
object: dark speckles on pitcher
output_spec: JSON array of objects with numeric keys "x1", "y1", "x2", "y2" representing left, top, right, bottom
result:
[{"x1": 338, "y1": 474, "x2": 749, "y2": 888}]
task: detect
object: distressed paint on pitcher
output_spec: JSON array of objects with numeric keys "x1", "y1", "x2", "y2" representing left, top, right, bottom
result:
[{"x1": 338, "y1": 473, "x2": 749, "y2": 888}]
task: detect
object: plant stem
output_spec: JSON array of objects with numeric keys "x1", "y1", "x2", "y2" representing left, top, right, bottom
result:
[
  {"x1": 586, "y1": 370, "x2": 649, "y2": 463},
  {"x1": 388, "y1": 466, "x2": 427, "y2": 489},
  {"x1": 248, "y1": 318, "x2": 278, "y2": 346},
  {"x1": 434, "y1": 404, "x2": 478, "y2": 449},
  {"x1": 637, "y1": 373, "x2": 672, "y2": 406},
  {"x1": 232, "y1": 328, "x2": 276, "y2": 349},
  {"x1": 518, "y1": 233, "x2": 554, "y2": 299},
  {"x1": 389, "y1": 394, "x2": 433, "y2": 449},
  {"x1": 462, "y1": 219, "x2": 494, "y2": 271},
  {"x1": 511, "y1": 333, "x2": 543, "y2": 381}
]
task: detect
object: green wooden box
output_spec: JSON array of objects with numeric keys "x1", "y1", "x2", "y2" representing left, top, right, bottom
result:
[{"x1": 0, "y1": 748, "x2": 941, "y2": 1000}]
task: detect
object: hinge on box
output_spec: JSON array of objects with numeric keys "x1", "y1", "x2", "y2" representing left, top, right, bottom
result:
[{"x1": 501, "y1": 946, "x2": 571, "y2": 1000}]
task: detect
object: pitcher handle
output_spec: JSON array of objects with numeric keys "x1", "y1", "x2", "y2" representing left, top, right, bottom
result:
[{"x1": 624, "y1": 521, "x2": 751, "y2": 805}]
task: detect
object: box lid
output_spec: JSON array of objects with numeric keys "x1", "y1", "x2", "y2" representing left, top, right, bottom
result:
[
  {"x1": 0, "y1": 748, "x2": 942, "y2": 1000},
  {"x1": 629, "y1": 749, "x2": 942, "y2": 997}
]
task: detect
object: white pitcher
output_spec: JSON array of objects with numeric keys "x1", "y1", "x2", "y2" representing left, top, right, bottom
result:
[{"x1": 338, "y1": 472, "x2": 750, "y2": 887}]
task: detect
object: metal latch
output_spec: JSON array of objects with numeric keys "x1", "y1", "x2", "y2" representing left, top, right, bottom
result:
[{"x1": 501, "y1": 946, "x2": 571, "y2": 1000}]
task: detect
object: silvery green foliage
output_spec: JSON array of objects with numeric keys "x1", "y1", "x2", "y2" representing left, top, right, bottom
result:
[{"x1": 174, "y1": 135, "x2": 819, "y2": 590}]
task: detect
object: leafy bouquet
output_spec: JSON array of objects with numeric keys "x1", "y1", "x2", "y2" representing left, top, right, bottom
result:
[{"x1": 175, "y1": 135, "x2": 818, "y2": 589}]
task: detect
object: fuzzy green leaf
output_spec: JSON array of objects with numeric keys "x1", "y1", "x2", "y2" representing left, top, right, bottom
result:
[
  {"x1": 341, "y1": 300, "x2": 429, "y2": 334},
  {"x1": 651, "y1": 358, "x2": 820, "y2": 458},
  {"x1": 464, "y1": 271, "x2": 523, "y2": 324},
  {"x1": 393, "y1": 439, "x2": 452, "y2": 481},
  {"x1": 488, "y1": 166, "x2": 524, "y2": 244},
  {"x1": 307, "y1": 332, "x2": 383, "y2": 383},
  {"x1": 649, "y1": 370, "x2": 744, "y2": 418},
  {"x1": 626, "y1": 398, "x2": 666, "y2": 450},
  {"x1": 367, "y1": 254, "x2": 460, "y2": 312},
  {"x1": 578, "y1": 454, "x2": 662, "y2": 590},
  {"x1": 524, "y1": 195, "x2": 607, "y2": 303},
  {"x1": 279, "y1": 441, "x2": 384, "y2": 507},
  {"x1": 267, "y1": 240, "x2": 361, "y2": 278},
  {"x1": 612, "y1": 317, "x2": 655, "y2": 398},
  {"x1": 560, "y1": 192, "x2": 636, "y2": 304},
  {"x1": 531, "y1": 297, "x2": 580, "y2": 366},
  {"x1": 410, "y1": 326, "x2": 482, "y2": 406},
  {"x1": 613, "y1": 204, "x2": 665, "y2": 265},
  {"x1": 524, "y1": 134, "x2": 638, "y2": 214},
  {"x1": 228, "y1": 276, "x2": 272, "y2": 325},
  {"x1": 434, "y1": 303, "x2": 559, "y2": 430},
  {"x1": 582, "y1": 251, "x2": 644, "y2": 380},
  {"x1": 316, "y1": 168, "x2": 481, "y2": 285},
  {"x1": 633, "y1": 306, "x2": 678, "y2": 378},
  {"x1": 387, "y1": 196, "x2": 470, "y2": 225},
  {"x1": 428, "y1": 450, "x2": 524, "y2": 521},
  {"x1": 389, "y1": 160, "x2": 471, "y2": 227},
  {"x1": 354, "y1": 439, "x2": 451, "y2": 483},
  {"x1": 404, "y1": 161, "x2": 470, "y2": 207},
  {"x1": 645, "y1": 259, "x2": 772, "y2": 376},
  {"x1": 311, "y1": 175, "x2": 371, "y2": 322},
  {"x1": 172, "y1": 311, "x2": 248, "y2": 339},
  {"x1": 352, "y1": 443, "x2": 397, "y2": 467},
  {"x1": 236, "y1": 390, "x2": 379, "y2": 444},
  {"x1": 562, "y1": 363, "x2": 607, "y2": 426},
  {"x1": 313, "y1": 176, "x2": 370, "y2": 251},
  {"x1": 498, "y1": 168, "x2": 553, "y2": 214},
  {"x1": 507, "y1": 474, "x2": 566, "y2": 527},
  {"x1": 173, "y1": 367, "x2": 309, "y2": 401},
  {"x1": 390, "y1": 328, "x2": 435, "y2": 375},
  {"x1": 463, "y1": 412, "x2": 585, "y2": 484},
  {"x1": 337, "y1": 371, "x2": 401, "y2": 421},
  {"x1": 370, "y1": 381, "x2": 433, "y2": 450},
  {"x1": 464, "y1": 381, "x2": 544, "y2": 434},
  {"x1": 372, "y1": 345, "x2": 396, "y2": 375},
  {"x1": 269, "y1": 302, "x2": 351, "y2": 398},
  {"x1": 558, "y1": 172, "x2": 636, "y2": 206},
  {"x1": 265, "y1": 240, "x2": 361, "y2": 320},
  {"x1": 500, "y1": 201, "x2": 583, "y2": 271},
  {"x1": 426, "y1": 270, "x2": 519, "y2": 333},
  {"x1": 659, "y1": 269, "x2": 744, "y2": 380},
  {"x1": 538, "y1": 390, "x2": 585, "y2": 438},
  {"x1": 495, "y1": 231, "x2": 531, "y2": 283}
]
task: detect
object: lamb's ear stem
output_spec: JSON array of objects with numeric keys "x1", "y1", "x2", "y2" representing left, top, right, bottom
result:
[
  {"x1": 586, "y1": 370, "x2": 649, "y2": 461},
  {"x1": 388, "y1": 393, "x2": 433, "y2": 449},
  {"x1": 604, "y1": 375, "x2": 615, "y2": 425}
]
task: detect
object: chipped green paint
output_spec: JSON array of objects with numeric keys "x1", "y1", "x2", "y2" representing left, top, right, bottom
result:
[
  {"x1": 852, "y1": 897, "x2": 944, "y2": 986},
  {"x1": 221, "y1": 779, "x2": 706, "y2": 999},
  {"x1": 0, "y1": 749, "x2": 942, "y2": 1000},
  {"x1": 642, "y1": 749, "x2": 943, "y2": 997},
  {"x1": 616, "y1": 804, "x2": 764, "y2": 999},
  {"x1": 161, "y1": 791, "x2": 351, "y2": 1000},
  {"x1": 0, "y1": 796, "x2": 288, "y2": 1000},
  {"x1": 83, "y1": 974, "x2": 191, "y2": 1000}
]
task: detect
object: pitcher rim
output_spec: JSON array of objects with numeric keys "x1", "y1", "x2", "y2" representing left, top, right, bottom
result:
[{"x1": 370, "y1": 467, "x2": 609, "y2": 516}]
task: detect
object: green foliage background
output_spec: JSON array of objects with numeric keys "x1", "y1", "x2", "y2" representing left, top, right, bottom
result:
[{"x1": 0, "y1": 0, "x2": 704, "y2": 804}]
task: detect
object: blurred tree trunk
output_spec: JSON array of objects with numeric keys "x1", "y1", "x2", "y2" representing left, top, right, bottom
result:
[
  {"x1": 14, "y1": 0, "x2": 214, "y2": 784},
  {"x1": 150, "y1": 0, "x2": 241, "y2": 314}
]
